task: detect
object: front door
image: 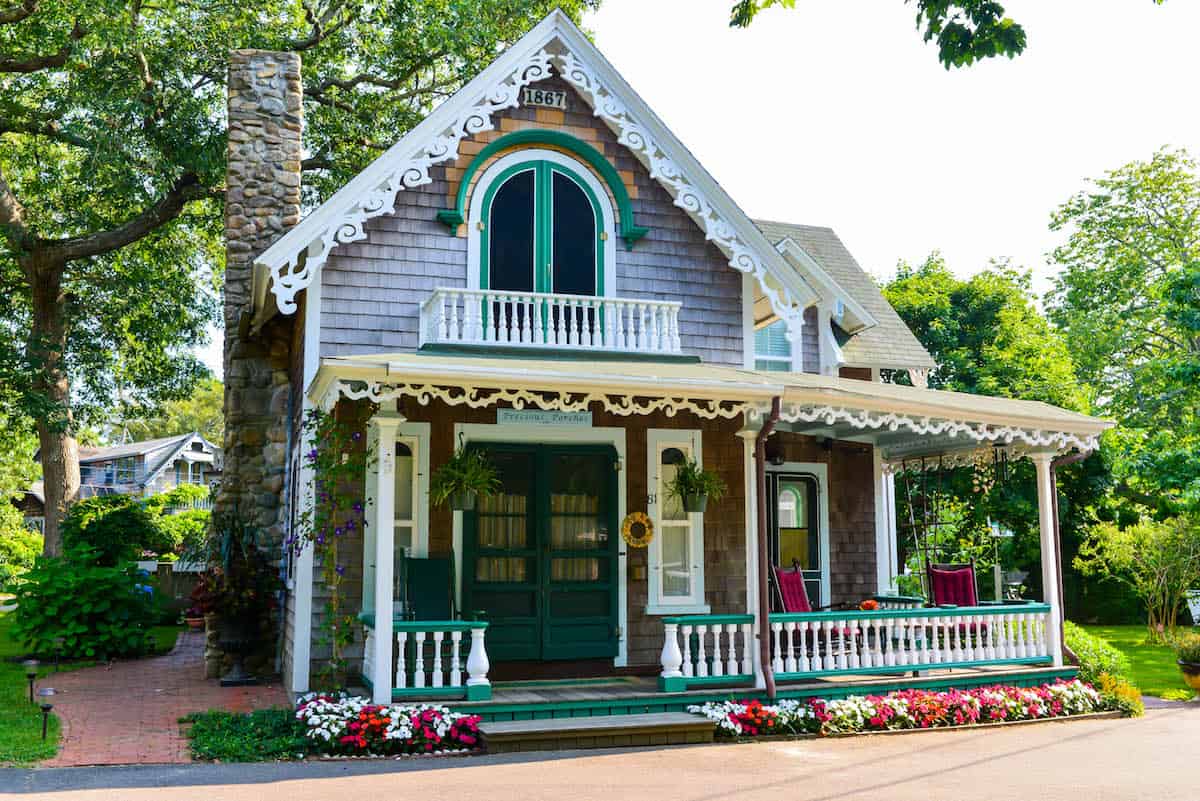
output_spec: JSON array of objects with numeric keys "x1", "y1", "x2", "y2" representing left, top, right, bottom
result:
[
  {"x1": 463, "y1": 444, "x2": 619, "y2": 662},
  {"x1": 766, "y1": 472, "x2": 824, "y2": 608}
]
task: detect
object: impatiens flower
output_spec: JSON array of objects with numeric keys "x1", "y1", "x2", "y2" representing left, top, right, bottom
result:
[{"x1": 335, "y1": 564, "x2": 345, "y2": 576}]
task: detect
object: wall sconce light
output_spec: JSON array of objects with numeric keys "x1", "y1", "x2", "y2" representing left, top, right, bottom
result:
[{"x1": 764, "y1": 436, "x2": 786, "y2": 466}]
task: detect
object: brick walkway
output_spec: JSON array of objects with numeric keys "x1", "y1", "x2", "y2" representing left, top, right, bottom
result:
[{"x1": 43, "y1": 630, "x2": 288, "y2": 766}]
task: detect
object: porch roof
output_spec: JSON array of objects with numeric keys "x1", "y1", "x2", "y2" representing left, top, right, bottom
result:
[{"x1": 311, "y1": 352, "x2": 1112, "y2": 459}]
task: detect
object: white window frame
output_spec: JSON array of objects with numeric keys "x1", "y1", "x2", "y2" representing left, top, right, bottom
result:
[
  {"x1": 753, "y1": 318, "x2": 802, "y2": 372},
  {"x1": 646, "y1": 428, "x2": 709, "y2": 614},
  {"x1": 393, "y1": 422, "x2": 431, "y2": 559}
]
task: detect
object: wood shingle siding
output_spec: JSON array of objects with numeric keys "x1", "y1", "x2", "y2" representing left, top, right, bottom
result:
[{"x1": 317, "y1": 76, "x2": 744, "y2": 365}]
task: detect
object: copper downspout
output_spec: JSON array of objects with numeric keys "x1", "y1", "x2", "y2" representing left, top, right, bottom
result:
[
  {"x1": 1050, "y1": 449, "x2": 1091, "y2": 665},
  {"x1": 755, "y1": 397, "x2": 782, "y2": 700}
]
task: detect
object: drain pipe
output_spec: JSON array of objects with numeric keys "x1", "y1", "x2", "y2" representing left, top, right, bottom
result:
[
  {"x1": 1050, "y1": 449, "x2": 1092, "y2": 666},
  {"x1": 755, "y1": 397, "x2": 782, "y2": 700}
]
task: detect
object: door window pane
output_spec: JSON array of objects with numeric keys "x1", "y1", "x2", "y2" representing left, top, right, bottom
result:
[
  {"x1": 775, "y1": 477, "x2": 819, "y2": 571},
  {"x1": 660, "y1": 447, "x2": 687, "y2": 521},
  {"x1": 476, "y1": 557, "x2": 528, "y2": 583},
  {"x1": 551, "y1": 170, "x2": 596, "y2": 296},
  {"x1": 489, "y1": 169, "x2": 535, "y2": 292},
  {"x1": 661, "y1": 524, "x2": 691, "y2": 597},
  {"x1": 394, "y1": 441, "x2": 414, "y2": 522}
]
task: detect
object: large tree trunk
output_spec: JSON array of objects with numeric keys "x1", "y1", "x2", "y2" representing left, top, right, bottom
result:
[{"x1": 27, "y1": 256, "x2": 78, "y2": 557}]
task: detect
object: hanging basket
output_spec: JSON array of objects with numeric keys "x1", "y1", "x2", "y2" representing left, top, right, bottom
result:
[
  {"x1": 683, "y1": 493, "x2": 708, "y2": 514},
  {"x1": 450, "y1": 490, "x2": 477, "y2": 512}
]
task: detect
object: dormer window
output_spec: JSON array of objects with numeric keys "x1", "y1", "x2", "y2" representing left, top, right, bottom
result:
[{"x1": 483, "y1": 158, "x2": 603, "y2": 297}]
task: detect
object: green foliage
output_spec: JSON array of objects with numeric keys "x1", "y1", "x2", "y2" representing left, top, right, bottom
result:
[
  {"x1": 1075, "y1": 515, "x2": 1200, "y2": 639},
  {"x1": 1048, "y1": 149, "x2": 1200, "y2": 517},
  {"x1": 156, "y1": 510, "x2": 211, "y2": 556},
  {"x1": 11, "y1": 554, "x2": 156, "y2": 659},
  {"x1": 0, "y1": 407, "x2": 39, "y2": 501},
  {"x1": 0, "y1": 505, "x2": 41, "y2": 588},
  {"x1": 665, "y1": 457, "x2": 727, "y2": 503},
  {"x1": 1172, "y1": 633, "x2": 1200, "y2": 664},
  {"x1": 122, "y1": 377, "x2": 225, "y2": 444},
  {"x1": 60, "y1": 495, "x2": 160, "y2": 566},
  {"x1": 182, "y1": 708, "x2": 308, "y2": 762},
  {"x1": 729, "y1": 1, "x2": 1028, "y2": 68},
  {"x1": 881, "y1": 255, "x2": 1102, "y2": 605},
  {"x1": 430, "y1": 445, "x2": 501, "y2": 508},
  {"x1": 1084, "y1": 625, "x2": 1193, "y2": 699},
  {"x1": 1064, "y1": 621, "x2": 1131, "y2": 684},
  {"x1": 144, "y1": 483, "x2": 210, "y2": 515},
  {"x1": 297, "y1": 407, "x2": 372, "y2": 687},
  {"x1": 192, "y1": 513, "x2": 279, "y2": 631}
]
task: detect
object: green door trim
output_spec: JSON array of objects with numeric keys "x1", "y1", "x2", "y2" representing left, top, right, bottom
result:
[
  {"x1": 477, "y1": 158, "x2": 606, "y2": 297},
  {"x1": 462, "y1": 442, "x2": 620, "y2": 663},
  {"x1": 437, "y1": 128, "x2": 648, "y2": 249}
]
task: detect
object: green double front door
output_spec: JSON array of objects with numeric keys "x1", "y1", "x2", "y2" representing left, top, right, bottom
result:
[{"x1": 463, "y1": 444, "x2": 619, "y2": 662}]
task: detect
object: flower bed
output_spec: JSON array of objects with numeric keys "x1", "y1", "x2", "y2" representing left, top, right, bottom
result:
[
  {"x1": 295, "y1": 693, "x2": 482, "y2": 756},
  {"x1": 688, "y1": 680, "x2": 1113, "y2": 738}
]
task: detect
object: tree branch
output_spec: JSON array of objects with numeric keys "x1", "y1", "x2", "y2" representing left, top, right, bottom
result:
[
  {"x1": 39, "y1": 173, "x2": 217, "y2": 262},
  {"x1": 0, "y1": 0, "x2": 36, "y2": 25},
  {"x1": 0, "y1": 164, "x2": 29, "y2": 251},
  {"x1": 284, "y1": 0, "x2": 354, "y2": 52},
  {"x1": 0, "y1": 115, "x2": 90, "y2": 149},
  {"x1": 0, "y1": 20, "x2": 84, "y2": 73}
]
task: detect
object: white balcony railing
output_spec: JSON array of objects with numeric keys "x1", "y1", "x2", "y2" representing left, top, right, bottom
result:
[{"x1": 420, "y1": 288, "x2": 682, "y2": 355}]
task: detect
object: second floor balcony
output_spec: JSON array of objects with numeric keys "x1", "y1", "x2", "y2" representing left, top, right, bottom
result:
[{"x1": 420, "y1": 287, "x2": 683, "y2": 356}]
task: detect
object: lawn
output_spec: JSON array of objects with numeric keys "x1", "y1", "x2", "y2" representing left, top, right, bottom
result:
[{"x1": 1082, "y1": 624, "x2": 1195, "y2": 698}]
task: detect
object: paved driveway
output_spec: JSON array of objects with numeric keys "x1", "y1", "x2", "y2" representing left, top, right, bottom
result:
[{"x1": 8, "y1": 704, "x2": 1198, "y2": 800}]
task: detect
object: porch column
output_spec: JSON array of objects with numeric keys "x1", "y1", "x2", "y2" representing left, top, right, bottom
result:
[
  {"x1": 369, "y1": 413, "x2": 402, "y2": 704},
  {"x1": 1031, "y1": 452, "x2": 1064, "y2": 667},
  {"x1": 872, "y1": 449, "x2": 899, "y2": 594}
]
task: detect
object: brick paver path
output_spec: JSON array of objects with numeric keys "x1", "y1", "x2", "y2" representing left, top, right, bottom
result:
[{"x1": 43, "y1": 630, "x2": 288, "y2": 766}]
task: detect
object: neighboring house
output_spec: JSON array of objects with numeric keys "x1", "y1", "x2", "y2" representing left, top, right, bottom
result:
[
  {"x1": 18, "y1": 433, "x2": 221, "y2": 530},
  {"x1": 218, "y1": 11, "x2": 1111, "y2": 715}
]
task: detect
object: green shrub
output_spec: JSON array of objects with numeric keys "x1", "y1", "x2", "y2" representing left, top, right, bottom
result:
[
  {"x1": 156, "y1": 509, "x2": 210, "y2": 555},
  {"x1": 61, "y1": 496, "x2": 160, "y2": 566},
  {"x1": 0, "y1": 504, "x2": 41, "y2": 588},
  {"x1": 1173, "y1": 633, "x2": 1200, "y2": 664},
  {"x1": 1065, "y1": 620, "x2": 1131, "y2": 684},
  {"x1": 182, "y1": 709, "x2": 308, "y2": 762},
  {"x1": 144, "y1": 484, "x2": 209, "y2": 516},
  {"x1": 1096, "y1": 672, "x2": 1145, "y2": 717},
  {"x1": 12, "y1": 552, "x2": 157, "y2": 659}
]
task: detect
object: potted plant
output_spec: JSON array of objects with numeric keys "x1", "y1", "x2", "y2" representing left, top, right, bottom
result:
[
  {"x1": 430, "y1": 446, "x2": 500, "y2": 511},
  {"x1": 183, "y1": 605, "x2": 205, "y2": 631},
  {"x1": 665, "y1": 457, "x2": 727, "y2": 514},
  {"x1": 1174, "y1": 634, "x2": 1200, "y2": 693}
]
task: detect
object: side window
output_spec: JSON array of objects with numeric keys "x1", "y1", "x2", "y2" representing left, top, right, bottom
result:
[
  {"x1": 647, "y1": 429, "x2": 708, "y2": 613},
  {"x1": 754, "y1": 319, "x2": 792, "y2": 372}
]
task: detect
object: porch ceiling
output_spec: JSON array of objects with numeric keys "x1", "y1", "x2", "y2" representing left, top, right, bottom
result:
[{"x1": 309, "y1": 351, "x2": 1112, "y2": 459}]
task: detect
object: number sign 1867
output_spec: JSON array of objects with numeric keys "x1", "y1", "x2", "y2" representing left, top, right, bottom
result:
[{"x1": 522, "y1": 88, "x2": 567, "y2": 110}]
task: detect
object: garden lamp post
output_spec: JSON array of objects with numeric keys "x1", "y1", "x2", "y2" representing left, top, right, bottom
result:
[
  {"x1": 37, "y1": 688, "x2": 55, "y2": 741},
  {"x1": 53, "y1": 638, "x2": 65, "y2": 672},
  {"x1": 22, "y1": 659, "x2": 38, "y2": 703}
]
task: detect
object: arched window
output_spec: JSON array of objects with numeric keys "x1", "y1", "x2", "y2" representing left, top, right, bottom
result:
[{"x1": 475, "y1": 151, "x2": 609, "y2": 298}]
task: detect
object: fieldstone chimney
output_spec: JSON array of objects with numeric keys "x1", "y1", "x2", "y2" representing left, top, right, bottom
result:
[{"x1": 218, "y1": 50, "x2": 303, "y2": 549}]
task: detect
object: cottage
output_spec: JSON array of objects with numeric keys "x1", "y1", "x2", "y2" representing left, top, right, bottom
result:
[{"x1": 219, "y1": 11, "x2": 1111, "y2": 714}]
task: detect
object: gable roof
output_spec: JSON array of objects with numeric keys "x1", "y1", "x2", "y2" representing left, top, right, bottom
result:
[
  {"x1": 77, "y1": 434, "x2": 195, "y2": 464},
  {"x1": 753, "y1": 220, "x2": 936, "y2": 370},
  {"x1": 252, "y1": 10, "x2": 817, "y2": 345}
]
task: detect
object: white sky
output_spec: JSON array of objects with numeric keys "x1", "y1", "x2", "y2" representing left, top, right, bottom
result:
[{"x1": 199, "y1": 0, "x2": 1200, "y2": 375}]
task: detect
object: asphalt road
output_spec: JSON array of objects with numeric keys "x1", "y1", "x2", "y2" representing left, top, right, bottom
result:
[{"x1": 6, "y1": 705, "x2": 1198, "y2": 801}]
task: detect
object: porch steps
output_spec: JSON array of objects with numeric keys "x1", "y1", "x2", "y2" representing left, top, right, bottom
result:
[{"x1": 482, "y1": 712, "x2": 714, "y2": 754}]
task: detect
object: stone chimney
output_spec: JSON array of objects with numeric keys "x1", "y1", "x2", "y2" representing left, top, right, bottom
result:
[{"x1": 218, "y1": 50, "x2": 302, "y2": 547}]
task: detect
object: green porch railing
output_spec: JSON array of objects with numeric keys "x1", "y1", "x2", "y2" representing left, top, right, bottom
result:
[
  {"x1": 768, "y1": 603, "x2": 1053, "y2": 681},
  {"x1": 659, "y1": 614, "x2": 757, "y2": 693},
  {"x1": 358, "y1": 613, "x2": 491, "y2": 701}
]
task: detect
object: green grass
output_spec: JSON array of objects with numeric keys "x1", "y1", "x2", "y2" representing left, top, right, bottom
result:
[
  {"x1": 149, "y1": 623, "x2": 183, "y2": 655},
  {"x1": 1082, "y1": 624, "x2": 1195, "y2": 698},
  {"x1": 181, "y1": 708, "x2": 308, "y2": 762},
  {"x1": 0, "y1": 612, "x2": 61, "y2": 765}
]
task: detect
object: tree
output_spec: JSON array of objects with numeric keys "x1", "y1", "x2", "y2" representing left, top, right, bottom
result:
[
  {"x1": 122, "y1": 376, "x2": 224, "y2": 444},
  {"x1": 0, "y1": 0, "x2": 597, "y2": 555},
  {"x1": 881, "y1": 255, "x2": 1107, "y2": 610},
  {"x1": 729, "y1": 1, "x2": 1026, "y2": 68},
  {"x1": 1047, "y1": 149, "x2": 1200, "y2": 517},
  {"x1": 1075, "y1": 515, "x2": 1200, "y2": 640}
]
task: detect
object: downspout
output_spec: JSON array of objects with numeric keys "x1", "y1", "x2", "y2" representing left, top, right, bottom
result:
[
  {"x1": 1050, "y1": 449, "x2": 1091, "y2": 666},
  {"x1": 755, "y1": 397, "x2": 782, "y2": 700}
]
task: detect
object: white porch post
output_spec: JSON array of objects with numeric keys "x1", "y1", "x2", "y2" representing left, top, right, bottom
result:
[
  {"x1": 872, "y1": 449, "x2": 899, "y2": 594},
  {"x1": 370, "y1": 413, "x2": 402, "y2": 704},
  {"x1": 738, "y1": 430, "x2": 764, "y2": 688},
  {"x1": 1031, "y1": 452, "x2": 1064, "y2": 667}
]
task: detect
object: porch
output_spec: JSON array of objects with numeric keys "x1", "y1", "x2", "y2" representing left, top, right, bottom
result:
[{"x1": 303, "y1": 352, "x2": 1110, "y2": 706}]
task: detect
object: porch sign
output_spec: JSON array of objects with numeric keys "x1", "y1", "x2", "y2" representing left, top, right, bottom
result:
[{"x1": 497, "y1": 409, "x2": 592, "y2": 427}]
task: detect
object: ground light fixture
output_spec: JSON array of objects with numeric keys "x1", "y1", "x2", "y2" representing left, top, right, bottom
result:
[
  {"x1": 22, "y1": 659, "x2": 38, "y2": 703},
  {"x1": 53, "y1": 637, "x2": 65, "y2": 672},
  {"x1": 37, "y1": 688, "x2": 55, "y2": 741}
]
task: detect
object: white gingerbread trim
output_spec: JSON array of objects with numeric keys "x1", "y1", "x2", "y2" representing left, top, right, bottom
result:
[
  {"x1": 321, "y1": 380, "x2": 753, "y2": 422},
  {"x1": 254, "y1": 10, "x2": 817, "y2": 344},
  {"x1": 761, "y1": 402, "x2": 1100, "y2": 456}
]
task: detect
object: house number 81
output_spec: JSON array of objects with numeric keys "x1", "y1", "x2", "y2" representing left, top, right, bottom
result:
[{"x1": 522, "y1": 88, "x2": 567, "y2": 110}]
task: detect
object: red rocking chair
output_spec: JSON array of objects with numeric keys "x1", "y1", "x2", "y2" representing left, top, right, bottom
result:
[
  {"x1": 771, "y1": 560, "x2": 857, "y2": 659},
  {"x1": 926, "y1": 561, "x2": 979, "y2": 607}
]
